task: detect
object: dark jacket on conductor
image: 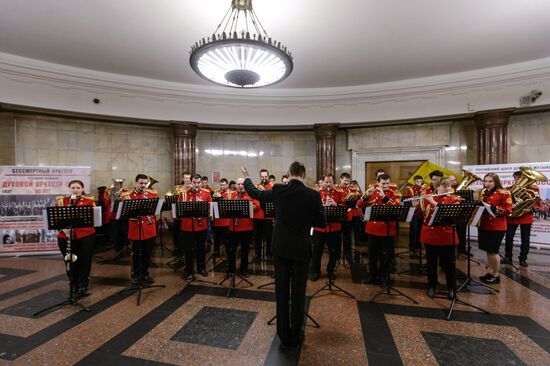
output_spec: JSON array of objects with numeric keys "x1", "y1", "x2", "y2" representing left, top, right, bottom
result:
[{"x1": 244, "y1": 178, "x2": 326, "y2": 262}]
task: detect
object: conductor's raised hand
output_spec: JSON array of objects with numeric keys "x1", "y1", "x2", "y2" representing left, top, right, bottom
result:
[{"x1": 240, "y1": 166, "x2": 250, "y2": 178}]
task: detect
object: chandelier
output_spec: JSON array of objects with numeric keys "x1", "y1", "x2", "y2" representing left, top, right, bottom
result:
[{"x1": 189, "y1": 0, "x2": 293, "y2": 88}]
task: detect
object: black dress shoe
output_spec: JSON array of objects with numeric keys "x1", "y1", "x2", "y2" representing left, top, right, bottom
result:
[
  {"x1": 481, "y1": 274, "x2": 500, "y2": 284},
  {"x1": 77, "y1": 286, "x2": 89, "y2": 296},
  {"x1": 143, "y1": 275, "x2": 155, "y2": 284},
  {"x1": 427, "y1": 287, "x2": 436, "y2": 298},
  {"x1": 447, "y1": 289, "x2": 456, "y2": 299},
  {"x1": 198, "y1": 268, "x2": 208, "y2": 277},
  {"x1": 70, "y1": 284, "x2": 78, "y2": 295},
  {"x1": 479, "y1": 273, "x2": 491, "y2": 281},
  {"x1": 366, "y1": 276, "x2": 381, "y2": 285},
  {"x1": 501, "y1": 256, "x2": 513, "y2": 265},
  {"x1": 181, "y1": 268, "x2": 192, "y2": 279},
  {"x1": 310, "y1": 273, "x2": 320, "y2": 281},
  {"x1": 519, "y1": 259, "x2": 528, "y2": 267},
  {"x1": 239, "y1": 270, "x2": 250, "y2": 278},
  {"x1": 131, "y1": 278, "x2": 140, "y2": 286}
]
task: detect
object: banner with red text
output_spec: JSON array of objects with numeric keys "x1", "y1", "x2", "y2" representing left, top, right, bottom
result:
[
  {"x1": 0, "y1": 166, "x2": 91, "y2": 256},
  {"x1": 463, "y1": 162, "x2": 550, "y2": 250}
]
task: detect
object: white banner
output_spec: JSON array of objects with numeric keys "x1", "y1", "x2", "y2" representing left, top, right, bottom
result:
[
  {"x1": 463, "y1": 162, "x2": 550, "y2": 250},
  {"x1": 0, "y1": 166, "x2": 91, "y2": 256}
]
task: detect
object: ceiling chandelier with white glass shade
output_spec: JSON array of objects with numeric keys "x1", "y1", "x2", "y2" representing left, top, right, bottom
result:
[{"x1": 189, "y1": 0, "x2": 293, "y2": 88}]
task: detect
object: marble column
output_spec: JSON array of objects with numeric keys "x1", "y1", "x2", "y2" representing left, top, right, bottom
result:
[
  {"x1": 474, "y1": 110, "x2": 513, "y2": 164},
  {"x1": 314, "y1": 123, "x2": 339, "y2": 179},
  {"x1": 171, "y1": 121, "x2": 198, "y2": 184}
]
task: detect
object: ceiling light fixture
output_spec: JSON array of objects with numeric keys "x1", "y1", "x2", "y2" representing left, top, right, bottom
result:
[{"x1": 189, "y1": 0, "x2": 293, "y2": 88}]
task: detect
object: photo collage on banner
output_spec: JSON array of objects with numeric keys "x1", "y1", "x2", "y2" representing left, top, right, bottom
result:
[
  {"x1": 0, "y1": 166, "x2": 91, "y2": 256},
  {"x1": 463, "y1": 162, "x2": 550, "y2": 250}
]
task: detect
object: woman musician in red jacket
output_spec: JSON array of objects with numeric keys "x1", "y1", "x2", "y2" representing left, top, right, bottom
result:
[
  {"x1": 420, "y1": 178, "x2": 461, "y2": 299},
  {"x1": 56, "y1": 180, "x2": 96, "y2": 296},
  {"x1": 478, "y1": 173, "x2": 512, "y2": 285}
]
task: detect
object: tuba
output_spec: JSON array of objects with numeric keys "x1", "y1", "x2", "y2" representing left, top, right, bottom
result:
[
  {"x1": 146, "y1": 176, "x2": 158, "y2": 189},
  {"x1": 109, "y1": 178, "x2": 126, "y2": 201},
  {"x1": 509, "y1": 167, "x2": 547, "y2": 217},
  {"x1": 456, "y1": 170, "x2": 481, "y2": 191}
]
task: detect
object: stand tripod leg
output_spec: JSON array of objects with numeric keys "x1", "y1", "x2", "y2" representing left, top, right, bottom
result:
[
  {"x1": 257, "y1": 281, "x2": 275, "y2": 289},
  {"x1": 266, "y1": 312, "x2": 321, "y2": 328},
  {"x1": 446, "y1": 296, "x2": 490, "y2": 320},
  {"x1": 311, "y1": 280, "x2": 355, "y2": 299}
]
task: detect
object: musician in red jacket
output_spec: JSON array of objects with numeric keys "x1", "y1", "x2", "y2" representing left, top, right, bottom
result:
[
  {"x1": 478, "y1": 173, "x2": 513, "y2": 284},
  {"x1": 179, "y1": 174, "x2": 212, "y2": 278},
  {"x1": 357, "y1": 173, "x2": 401, "y2": 284},
  {"x1": 503, "y1": 170, "x2": 539, "y2": 267},
  {"x1": 211, "y1": 178, "x2": 231, "y2": 258},
  {"x1": 253, "y1": 168, "x2": 273, "y2": 262},
  {"x1": 56, "y1": 180, "x2": 96, "y2": 296},
  {"x1": 311, "y1": 174, "x2": 345, "y2": 281},
  {"x1": 420, "y1": 178, "x2": 461, "y2": 299},
  {"x1": 338, "y1": 172, "x2": 361, "y2": 263},
  {"x1": 226, "y1": 178, "x2": 260, "y2": 275},
  {"x1": 406, "y1": 175, "x2": 425, "y2": 258},
  {"x1": 123, "y1": 174, "x2": 158, "y2": 285}
]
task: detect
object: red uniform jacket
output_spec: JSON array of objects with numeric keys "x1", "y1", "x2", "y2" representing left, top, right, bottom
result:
[
  {"x1": 212, "y1": 190, "x2": 231, "y2": 227},
  {"x1": 506, "y1": 184, "x2": 539, "y2": 225},
  {"x1": 97, "y1": 190, "x2": 110, "y2": 225},
  {"x1": 56, "y1": 195, "x2": 96, "y2": 240},
  {"x1": 314, "y1": 188, "x2": 346, "y2": 233},
  {"x1": 227, "y1": 190, "x2": 260, "y2": 232},
  {"x1": 337, "y1": 185, "x2": 362, "y2": 221},
  {"x1": 179, "y1": 188, "x2": 212, "y2": 232},
  {"x1": 420, "y1": 194, "x2": 461, "y2": 245},
  {"x1": 125, "y1": 189, "x2": 158, "y2": 240},
  {"x1": 479, "y1": 188, "x2": 513, "y2": 231},
  {"x1": 357, "y1": 189, "x2": 401, "y2": 236},
  {"x1": 253, "y1": 182, "x2": 272, "y2": 219}
]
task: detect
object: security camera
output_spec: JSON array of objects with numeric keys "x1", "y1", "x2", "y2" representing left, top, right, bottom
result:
[{"x1": 530, "y1": 90, "x2": 542, "y2": 100}]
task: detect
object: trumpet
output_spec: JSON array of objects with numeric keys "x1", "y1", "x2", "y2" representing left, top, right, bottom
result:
[{"x1": 402, "y1": 192, "x2": 459, "y2": 202}]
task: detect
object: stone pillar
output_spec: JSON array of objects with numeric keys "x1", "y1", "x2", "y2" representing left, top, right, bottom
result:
[
  {"x1": 171, "y1": 121, "x2": 198, "y2": 185},
  {"x1": 314, "y1": 123, "x2": 339, "y2": 180},
  {"x1": 474, "y1": 110, "x2": 513, "y2": 164}
]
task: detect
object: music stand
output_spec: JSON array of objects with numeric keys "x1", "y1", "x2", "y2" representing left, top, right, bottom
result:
[
  {"x1": 117, "y1": 198, "x2": 166, "y2": 305},
  {"x1": 311, "y1": 205, "x2": 355, "y2": 300},
  {"x1": 33, "y1": 205, "x2": 101, "y2": 317},
  {"x1": 428, "y1": 203, "x2": 490, "y2": 320},
  {"x1": 367, "y1": 205, "x2": 418, "y2": 304},
  {"x1": 173, "y1": 200, "x2": 217, "y2": 294},
  {"x1": 156, "y1": 195, "x2": 177, "y2": 255},
  {"x1": 397, "y1": 201, "x2": 426, "y2": 277},
  {"x1": 216, "y1": 199, "x2": 255, "y2": 297},
  {"x1": 457, "y1": 205, "x2": 500, "y2": 294}
]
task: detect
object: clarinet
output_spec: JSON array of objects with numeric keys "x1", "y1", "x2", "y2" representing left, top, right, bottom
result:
[
  {"x1": 64, "y1": 194, "x2": 78, "y2": 269},
  {"x1": 143, "y1": 189, "x2": 153, "y2": 225}
]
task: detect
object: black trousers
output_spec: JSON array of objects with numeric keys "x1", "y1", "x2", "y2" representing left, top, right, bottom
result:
[
  {"x1": 254, "y1": 219, "x2": 273, "y2": 258},
  {"x1": 172, "y1": 219, "x2": 183, "y2": 257},
  {"x1": 425, "y1": 244, "x2": 454, "y2": 289},
  {"x1": 131, "y1": 237, "x2": 155, "y2": 279},
  {"x1": 109, "y1": 219, "x2": 128, "y2": 252},
  {"x1": 456, "y1": 223, "x2": 467, "y2": 253},
  {"x1": 226, "y1": 230, "x2": 252, "y2": 273},
  {"x1": 274, "y1": 256, "x2": 309, "y2": 347},
  {"x1": 181, "y1": 230, "x2": 207, "y2": 272},
  {"x1": 408, "y1": 217, "x2": 422, "y2": 251},
  {"x1": 312, "y1": 231, "x2": 341, "y2": 275},
  {"x1": 367, "y1": 234, "x2": 394, "y2": 279},
  {"x1": 213, "y1": 226, "x2": 228, "y2": 255},
  {"x1": 505, "y1": 223, "x2": 532, "y2": 260},
  {"x1": 352, "y1": 216, "x2": 364, "y2": 244},
  {"x1": 58, "y1": 234, "x2": 95, "y2": 288},
  {"x1": 342, "y1": 220, "x2": 353, "y2": 259}
]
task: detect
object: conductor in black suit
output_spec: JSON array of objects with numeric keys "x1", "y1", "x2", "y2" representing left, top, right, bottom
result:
[{"x1": 243, "y1": 162, "x2": 326, "y2": 350}]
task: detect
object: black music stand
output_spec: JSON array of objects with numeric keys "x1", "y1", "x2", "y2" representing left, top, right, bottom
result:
[
  {"x1": 398, "y1": 202, "x2": 426, "y2": 277},
  {"x1": 109, "y1": 200, "x2": 131, "y2": 261},
  {"x1": 206, "y1": 199, "x2": 227, "y2": 266},
  {"x1": 311, "y1": 205, "x2": 355, "y2": 300},
  {"x1": 117, "y1": 198, "x2": 166, "y2": 305},
  {"x1": 33, "y1": 205, "x2": 99, "y2": 316},
  {"x1": 173, "y1": 200, "x2": 217, "y2": 294},
  {"x1": 457, "y1": 205, "x2": 500, "y2": 294},
  {"x1": 216, "y1": 199, "x2": 255, "y2": 297},
  {"x1": 428, "y1": 203, "x2": 490, "y2": 320},
  {"x1": 368, "y1": 205, "x2": 418, "y2": 304},
  {"x1": 157, "y1": 195, "x2": 177, "y2": 255}
]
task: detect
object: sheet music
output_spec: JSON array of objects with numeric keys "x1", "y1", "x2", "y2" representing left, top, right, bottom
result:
[
  {"x1": 406, "y1": 207, "x2": 415, "y2": 223},
  {"x1": 428, "y1": 206, "x2": 439, "y2": 226},
  {"x1": 93, "y1": 206, "x2": 102, "y2": 227},
  {"x1": 469, "y1": 206, "x2": 485, "y2": 226},
  {"x1": 171, "y1": 203, "x2": 177, "y2": 218},
  {"x1": 116, "y1": 201, "x2": 123, "y2": 220},
  {"x1": 211, "y1": 202, "x2": 219, "y2": 219},
  {"x1": 482, "y1": 202, "x2": 495, "y2": 217},
  {"x1": 363, "y1": 207, "x2": 371, "y2": 221},
  {"x1": 155, "y1": 199, "x2": 164, "y2": 215}
]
